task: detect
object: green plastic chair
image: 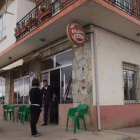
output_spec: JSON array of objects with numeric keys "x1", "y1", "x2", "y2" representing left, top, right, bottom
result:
[
  {"x1": 16, "y1": 106, "x2": 25, "y2": 122},
  {"x1": 66, "y1": 104, "x2": 88, "y2": 133},
  {"x1": 3, "y1": 105, "x2": 13, "y2": 121},
  {"x1": 21, "y1": 105, "x2": 31, "y2": 124}
]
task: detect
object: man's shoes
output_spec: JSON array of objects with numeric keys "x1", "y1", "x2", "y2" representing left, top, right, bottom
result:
[
  {"x1": 31, "y1": 133, "x2": 41, "y2": 137},
  {"x1": 41, "y1": 123, "x2": 47, "y2": 126},
  {"x1": 37, "y1": 132, "x2": 41, "y2": 135}
]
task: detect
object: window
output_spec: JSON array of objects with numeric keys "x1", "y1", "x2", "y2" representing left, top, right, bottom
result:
[
  {"x1": 13, "y1": 67, "x2": 29, "y2": 104},
  {"x1": 61, "y1": 65, "x2": 72, "y2": 103},
  {"x1": 0, "y1": 12, "x2": 6, "y2": 40},
  {"x1": 41, "y1": 58, "x2": 54, "y2": 71},
  {"x1": 56, "y1": 50, "x2": 72, "y2": 66},
  {"x1": 123, "y1": 62, "x2": 140, "y2": 103},
  {"x1": 41, "y1": 50, "x2": 72, "y2": 104},
  {"x1": 0, "y1": 77, "x2": 5, "y2": 104},
  {"x1": 52, "y1": 0, "x2": 60, "y2": 15},
  {"x1": 116, "y1": 0, "x2": 130, "y2": 13},
  {"x1": 14, "y1": 76, "x2": 29, "y2": 104}
]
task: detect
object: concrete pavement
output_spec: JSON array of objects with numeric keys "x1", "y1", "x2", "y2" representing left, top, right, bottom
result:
[{"x1": 0, "y1": 117, "x2": 140, "y2": 140}]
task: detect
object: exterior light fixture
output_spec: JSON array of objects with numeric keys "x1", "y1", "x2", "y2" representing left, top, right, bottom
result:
[
  {"x1": 40, "y1": 38, "x2": 46, "y2": 42},
  {"x1": 136, "y1": 33, "x2": 140, "y2": 37}
]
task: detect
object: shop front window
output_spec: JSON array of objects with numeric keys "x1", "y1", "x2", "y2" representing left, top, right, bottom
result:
[
  {"x1": 14, "y1": 76, "x2": 29, "y2": 104},
  {"x1": 0, "y1": 77, "x2": 5, "y2": 104},
  {"x1": 41, "y1": 58, "x2": 54, "y2": 71},
  {"x1": 56, "y1": 50, "x2": 72, "y2": 66},
  {"x1": 61, "y1": 65, "x2": 72, "y2": 103},
  {"x1": 41, "y1": 50, "x2": 72, "y2": 104}
]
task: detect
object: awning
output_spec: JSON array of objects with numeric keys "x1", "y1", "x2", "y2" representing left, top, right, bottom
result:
[{"x1": 1, "y1": 59, "x2": 24, "y2": 71}]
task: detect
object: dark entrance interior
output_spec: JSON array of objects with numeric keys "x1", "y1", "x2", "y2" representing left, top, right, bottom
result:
[{"x1": 50, "y1": 69, "x2": 60, "y2": 124}]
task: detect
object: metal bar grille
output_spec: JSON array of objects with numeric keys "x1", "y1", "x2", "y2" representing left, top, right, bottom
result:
[
  {"x1": 123, "y1": 62, "x2": 140, "y2": 104},
  {"x1": 15, "y1": 0, "x2": 77, "y2": 41},
  {"x1": 104, "y1": 0, "x2": 140, "y2": 20}
]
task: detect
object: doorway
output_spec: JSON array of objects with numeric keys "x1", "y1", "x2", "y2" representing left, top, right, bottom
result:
[{"x1": 50, "y1": 69, "x2": 60, "y2": 100}]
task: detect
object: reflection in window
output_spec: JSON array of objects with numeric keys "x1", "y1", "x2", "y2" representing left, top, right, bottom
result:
[
  {"x1": 41, "y1": 58, "x2": 54, "y2": 71},
  {"x1": 56, "y1": 51, "x2": 72, "y2": 66},
  {"x1": 61, "y1": 65, "x2": 72, "y2": 103},
  {"x1": 0, "y1": 77, "x2": 5, "y2": 104},
  {"x1": 14, "y1": 77, "x2": 29, "y2": 104}
]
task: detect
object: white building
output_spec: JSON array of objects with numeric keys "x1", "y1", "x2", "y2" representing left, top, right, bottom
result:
[{"x1": 0, "y1": 0, "x2": 140, "y2": 131}]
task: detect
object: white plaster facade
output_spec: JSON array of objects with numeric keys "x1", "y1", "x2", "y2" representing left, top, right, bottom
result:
[
  {"x1": 0, "y1": 0, "x2": 36, "y2": 53},
  {"x1": 94, "y1": 27, "x2": 140, "y2": 106}
]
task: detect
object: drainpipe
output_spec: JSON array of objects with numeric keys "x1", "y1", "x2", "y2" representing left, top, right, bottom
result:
[{"x1": 86, "y1": 29, "x2": 101, "y2": 131}]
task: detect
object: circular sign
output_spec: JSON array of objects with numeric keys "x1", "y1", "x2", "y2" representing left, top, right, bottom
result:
[{"x1": 67, "y1": 22, "x2": 85, "y2": 46}]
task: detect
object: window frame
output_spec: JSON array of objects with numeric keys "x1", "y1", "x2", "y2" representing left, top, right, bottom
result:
[
  {"x1": 123, "y1": 62, "x2": 140, "y2": 104},
  {"x1": 116, "y1": 0, "x2": 130, "y2": 13},
  {"x1": 41, "y1": 49, "x2": 72, "y2": 73},
  {"x1": 13, "y1": 75, "x2": 29, "y2": 104},
  {"x1": 0, "y1": 12, "x2": 6, "y2": 41},
  {"x1": 40, "y1": 49, "x2": 72, "y2": 104},
  {"x1": 0, "y1": 76, "x2": 5, "y2": 104}
]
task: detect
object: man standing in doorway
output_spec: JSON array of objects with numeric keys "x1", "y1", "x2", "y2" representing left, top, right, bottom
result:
[{"x1": 41, "y1": 79, "x2": 56, "y2": 126}]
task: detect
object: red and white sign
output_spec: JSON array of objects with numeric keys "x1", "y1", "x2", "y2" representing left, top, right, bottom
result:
[{"x1": 67, "y1": 22, "x2": 85, "y2": 46}]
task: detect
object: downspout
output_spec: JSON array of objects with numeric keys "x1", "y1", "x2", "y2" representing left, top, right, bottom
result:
[{"x1": 86, "y1": 29, "x2": 101, "y2": 130}]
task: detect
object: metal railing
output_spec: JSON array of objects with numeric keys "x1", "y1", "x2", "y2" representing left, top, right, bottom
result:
[
  {"x1": 104, "y1": 0, "x2": 140, "y2": 20},
  {"x1": 14, "y1": 0, "x2": 77, "y2": 41}
]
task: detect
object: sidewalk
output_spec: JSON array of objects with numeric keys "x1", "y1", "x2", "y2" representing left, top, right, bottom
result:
[{"x1": 0, "y1": 117, "x2": 140, "y2": 140}]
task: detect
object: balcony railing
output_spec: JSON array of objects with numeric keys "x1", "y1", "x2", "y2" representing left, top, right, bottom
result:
[
  {"x1": 104, "y1": 0, "x2": 140, "y2": 20},
  {"x1": 14, "y1": 0, "x2": 77, "y2": 41}
]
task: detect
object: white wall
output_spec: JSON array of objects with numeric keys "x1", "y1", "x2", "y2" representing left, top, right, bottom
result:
[
  {"x1": 0, "y1": 1, "x2": 16, "y2": 53},
  {"x1": 0, "y1": 0, "x2": 36, "y2": 54},
  {"x1": 94, "y1": 27, "x2": 140, "y2": 106},
  {"x1": 17, "y1": 0, "x2": 36, "y2": 22}
]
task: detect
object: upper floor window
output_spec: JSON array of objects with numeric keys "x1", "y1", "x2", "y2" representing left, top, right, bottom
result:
[
  {"x1": 0, "y1": 76, "x2": 5, "y2": 104},
  {"x1": 52, "y1": 0, "x2": 60, "y2": 15},
  {"x1": 0, "y1": 12, "x2": 6, "y2": 40},
  {"x1": 116, "y1": 0, "x2": 130, "y2": 12},
  {"x1": 123, "y1": 62, "x2": 140, "y2": 104}
]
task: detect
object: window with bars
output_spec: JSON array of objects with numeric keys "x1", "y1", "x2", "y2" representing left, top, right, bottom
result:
[
  {"x1": 0, "y1": 76, "x2": 5, "y2": 104},
  {"x1": 123, "y1": 62, "x2": 140, "y2": 104},
  {"x1": 0, "y1": 12, "x2": 6, "y2": 40}
]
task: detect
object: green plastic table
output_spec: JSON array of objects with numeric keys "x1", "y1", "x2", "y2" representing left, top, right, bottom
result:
[{"x1": 7, "y1": 105, "x2": 26, "y2": 122}]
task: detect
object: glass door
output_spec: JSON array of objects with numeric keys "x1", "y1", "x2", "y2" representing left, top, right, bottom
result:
[{"x1": 41, "y1": 72, "x2": 50, "y2": 88}]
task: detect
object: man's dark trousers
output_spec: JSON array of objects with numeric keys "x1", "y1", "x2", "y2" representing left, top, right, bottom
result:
[
  {"x1": 30, "y1": 105, "x2": 41, "y2": 135},
  {"x1": 44, "y1": 103, "x2": 55, "y2": 124}
]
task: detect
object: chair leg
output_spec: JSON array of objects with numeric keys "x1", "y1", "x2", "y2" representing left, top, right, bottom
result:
[
  {"x1": 28, "y1": 114, "x2": 31, "y2": 122},
  {"x1": 66, "y1": 117, "x2": 69, "y2": 132},
  {"x1": 10, "y1": 112, "x2": 11, "y2": 120},
  {"x1": 4, "y1": 112, "x2": 6, "y2": 121},
  {"x1": 3, "y1": 112, "x2": 5, "y2": 120},
  {"x1": 83, "y1": 117, "x2": 87, "y2": 131},
  {"x1": 74, "y1": 117, "x2": 77, "y2": 134},
  {"x1": 21, "y1": 114, "x2": 23, "y2": 124},
  {"x1": 22, "y1": 114, "x2": 26, "y2": 124},
  {"x1": 77, "y1": 117, "x2": 80, "y2": 129},
  {"x1": 16, "y1": 113, "x2": 19, "y2": 122}
]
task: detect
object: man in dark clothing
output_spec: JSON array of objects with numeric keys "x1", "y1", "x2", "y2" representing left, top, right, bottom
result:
[{"x1": 41, "y1": 79, "x2": 56, "y2": 126}]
